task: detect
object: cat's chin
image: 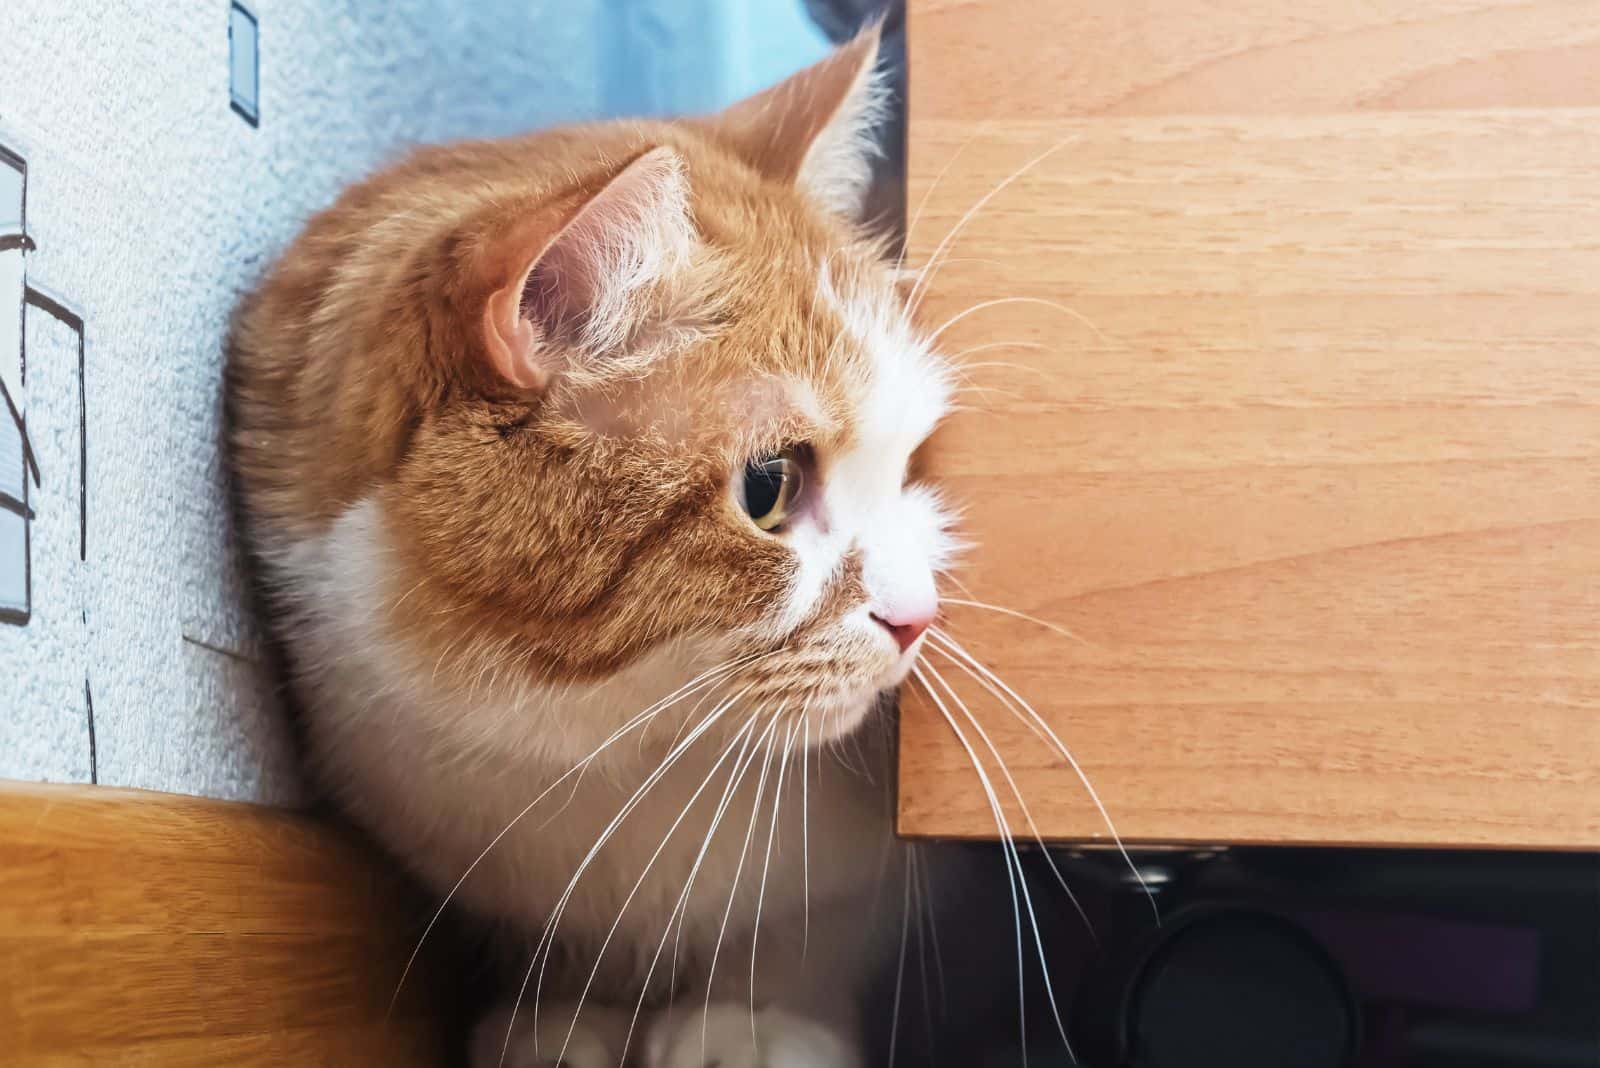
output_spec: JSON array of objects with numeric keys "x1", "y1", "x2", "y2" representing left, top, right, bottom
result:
[
  {"x1": 801, "y1": 649, "x2": 923, "y2": 743},
  {"x1": 808, "y1": 648, "x2": 924, "y2": 742},
  {"x1": 801, "y1": 685, "x2": 897, "y2": 745}
]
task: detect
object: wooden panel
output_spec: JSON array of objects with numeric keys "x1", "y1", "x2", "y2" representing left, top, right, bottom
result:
[
  {"x1": 911, "y1": 0, "x2": 1600, "y2": 118},
  {"x1": 0, "y1": 782, "x2": 456, "y2": 1065},
  {"x1": 898, "y1": 0, "x2": 1600, "y2": 848}
]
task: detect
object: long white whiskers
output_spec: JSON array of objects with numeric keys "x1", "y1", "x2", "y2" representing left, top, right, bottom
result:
[
  {"x1": 387, "y1": 650, "x2": 764, "y2": 1020},
  {"x1": 919, "y1": 652, "x2": 1095, "y2": 940},
  {"x1": 915, "y1": 663, "x2": 1082, "y2": 1066},
  {"x1": 508, "y1": 685, "x2": 750, "y2": 1066},
  {"x1": 800, "y1": 708, "x2": 812, "y2": 960},
  {"x1": 945, "y1": 339, "x2": 1049, "y2": 363},
  {"x1": 888, "y1": 844, "x2": 913, "y2": 1068},
  {"x1": 553, "y1": 714, "x2": 762, "y2": 1066},
  {"x1": 907, "y1": 138, "x2": 1075, "y2": 316},
  {"x1": 929, "y1": 295, "x2": 1109, "y2": 348},
  {"x1": 910, "y1": 846, "x2": 936, "y2": 1053},
  {"x1": 618, "y1": 712, "x2": 781, "y2": 1066},
  {"x1": 700, "y1": 717, "x2": 783, "y2": 1055},
  {"x1": 941, "y1": 597, "x2": 1089, "y2": 646},
  {"x1": 929, "y1": 627, "x2": 1159, "y2": 925},
  {"x1": 899, "y1": 123, "x2": 989, "y2": 270},
  {"x1": 912, "y1": 664, "x2": 1036, "y2": 1066},
  {"x1": 749, "y1": 716, "x2": 796, "y2": 1043},
  {"x1": 917, "y1": 845, "x2": 948, "y2": 1014}
]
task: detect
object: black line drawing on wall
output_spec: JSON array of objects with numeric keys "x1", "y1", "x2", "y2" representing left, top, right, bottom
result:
[
  {"x1": 24, "y1": 286, "x2": 88, "y2": 564},
  {"x1": 2, "y1": 141, "x2": 91, "y2": 633},
  {"x1": 84, "y1": 675, "x2": 97, "y2": 784},
  {"x1": 1, "y1": 144, "x2": 34, "y2": 625},
  {"x1": 3, "y1": 132, "x2": 96, "y2": 776},
  {"x1": 229, "y1": 3, "x2": 260, "y2": 127}
]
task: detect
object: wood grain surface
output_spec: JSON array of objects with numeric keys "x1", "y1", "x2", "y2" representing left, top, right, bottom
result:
[
  {"x1": 0, "y1": 781, "x2": 456, "y2": 1065},
  {"x1": 897, "y1": 0, "x2": 1600, "y2": 848}
]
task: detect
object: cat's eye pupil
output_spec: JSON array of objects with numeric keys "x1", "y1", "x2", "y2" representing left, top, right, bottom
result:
[
  {"x1": 744, "y1": 465, "x2": 783, "y2": 518},
  {"x1": 742, "y1": 446, "x2": 805, "y2": 532}
]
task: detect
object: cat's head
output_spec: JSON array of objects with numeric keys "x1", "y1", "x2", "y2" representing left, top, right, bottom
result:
[{"x1": 248, "y1": 28, "x2": 956, "y2": 757}]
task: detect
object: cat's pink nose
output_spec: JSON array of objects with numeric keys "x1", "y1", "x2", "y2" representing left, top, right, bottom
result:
[{"x1": 871, "y1": 608, "x2": 934, "y2": 653}]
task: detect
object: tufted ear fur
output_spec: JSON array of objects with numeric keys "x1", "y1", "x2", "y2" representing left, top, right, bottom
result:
[
  {"x1": 697, "y1": 24, "x2": 885, "y2": 220},
  {"x1": 482, "y1": 146, "x2": 696, "y2": 391}
]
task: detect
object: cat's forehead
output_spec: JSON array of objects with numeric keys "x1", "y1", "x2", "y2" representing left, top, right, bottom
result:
[
  {"x1": 726, "y1": 251, "x2": 948, "y2": 461},
  {"x1": 600, "y1": 228, "x2": 949, "y2": 461},
  {"x1": 816, "y1": 256, "x2": 948, "y2": 448}
]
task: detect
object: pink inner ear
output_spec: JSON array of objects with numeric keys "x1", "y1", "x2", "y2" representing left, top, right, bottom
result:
[
  {"x1": 483, "y1": 146, "x2": 694, "y2": 391},
  {"x1": 483, "y1": 266, "x2": 546, "y2": 391},
  {"x1": 519, "y1": 256, "x2": 570, "y2": 345}
]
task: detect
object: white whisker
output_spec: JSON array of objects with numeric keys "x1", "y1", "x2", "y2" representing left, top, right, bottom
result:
[
  {"x1": 621, "y1": 711, "x2": 779, "y2": 1066},
  {"x1": 388, "y1": 651, "x2": 763, "y2": 1022},
  {"x1": 917, "y1": 845, "x2": 948, "y2": 1015},
  {"x1": 920, "y1": 651, "x2": 1095, "y2": 940},
  {"x1": 945, "y1": 340, "x2": 1049, "y2": 363},
  {"x1": 912, "y1": 664, "x2": 1042, "y2": 1065},
  {"x1": 800, "y1": 708, "x2": 812, "y2": 961},
  {"x1": 910, "y1": 846, "x2": 936, "y2": 1051},
  {"x1": 509, "y1": 686, "x2": 749, "y2": 1066},
  {"x1": 925, "y1": 630, "x2": 1048, "y2": 754},
  {"x1": 907, "y1": 137, "x2": 1075, "y2": 316},
  {"x1": 749, "y1": 716, "x2": 796, "y2": 1043},
  {"x1": 948, "y1": 382, "x2": 1027, "y2": 405},
  {"x1": 888, "y1": 843, "x2": 913, "y2": 1068},
  {"x1": 929, "y1": 295, "x2": 1109, "y2": 348},
  {"x1": 941, "y1": 597, "x2": 1089, "y2": 646},
  {"x1": 929, "y1": 628, "x2": 1159, "y2": 925},
  {"x1": 555, "y1": 715, "x2": 762, "y2": 1067},
  {"x1": 900, "y1": 124, "x2": 989, "y2": 270},
  {"x1": 701, "y1": 718, "x2": 784, "y2": 1055},
  {"x1": 936, "y1": 568, "x2": 979, "y2": 602}
]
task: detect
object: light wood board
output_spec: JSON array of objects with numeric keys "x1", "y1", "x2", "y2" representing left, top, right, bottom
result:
[
  {"x1": 0, "y1": 781, "x2": 455, "y2": 1065},
  {"x1": 897, "y1": 0, "x2": 1600, "y2": 849}
]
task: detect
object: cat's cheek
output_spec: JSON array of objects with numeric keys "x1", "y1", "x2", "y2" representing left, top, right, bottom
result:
[{"x1": 764, "y1": 524, "x2": 847, "y2": 639}]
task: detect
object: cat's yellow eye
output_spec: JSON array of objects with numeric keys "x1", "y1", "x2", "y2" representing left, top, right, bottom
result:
[{"x1": 742, "y1": 446, "x2": 806, "y2": 532}]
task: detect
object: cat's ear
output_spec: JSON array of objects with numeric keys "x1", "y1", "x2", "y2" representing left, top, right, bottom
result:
[
  {"x1": 699, "y1": 24, "x2": 884, "y2": 220},
  {"x1": 482, "y1": 146, "x2": 695, "y2": 391}
]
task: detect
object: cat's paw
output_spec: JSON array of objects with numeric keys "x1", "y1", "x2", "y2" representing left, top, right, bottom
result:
[
  {"x1": 471, "y1": 1000, "x2": 629, "y2": 1068},
  {"x1": 646, "y1": 1002, "x2": 861, "y2": 1068}
]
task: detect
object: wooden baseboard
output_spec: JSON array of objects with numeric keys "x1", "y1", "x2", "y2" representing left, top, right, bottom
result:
[{"x1": 0, "y1": 781, "x2": 460, "y2": 1065}]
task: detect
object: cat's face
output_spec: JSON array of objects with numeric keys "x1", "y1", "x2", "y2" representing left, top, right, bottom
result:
[
  {"x1": 727, "y1": 257, "x2": 956, "y2": 734},
  {"x1": 308, "y1": 29, "x2": 951, "y2": 751}
]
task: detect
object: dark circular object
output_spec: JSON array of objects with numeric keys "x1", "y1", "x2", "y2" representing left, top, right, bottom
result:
[{"x1": 1127, "y1": 909, "x2": 1357, "y2": 1068}]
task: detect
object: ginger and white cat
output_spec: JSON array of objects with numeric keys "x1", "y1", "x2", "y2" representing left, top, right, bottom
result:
[{"x1": 227, "y1": 27, "x2": 957, "y2": 1068}]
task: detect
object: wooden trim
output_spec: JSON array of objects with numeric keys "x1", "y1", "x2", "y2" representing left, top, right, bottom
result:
[{"x1": 0, "y1": 781, "x2": 458, "y2": 1065}]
